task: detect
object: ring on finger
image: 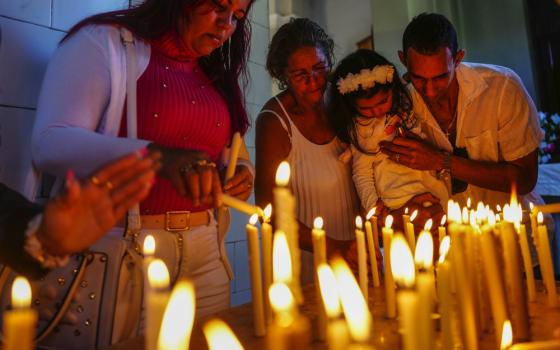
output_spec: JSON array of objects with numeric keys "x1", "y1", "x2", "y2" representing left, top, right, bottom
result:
[
  {"x1": 105, "y1": 181, "x2": 114, "y2": 190},
  {"x1": 90, "y1": 176, "x2": 101, "y2": 185}
]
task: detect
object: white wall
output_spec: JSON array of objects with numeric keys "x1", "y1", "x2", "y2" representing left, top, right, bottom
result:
[{"x1": 0, "y1": 0, "x2": 272, "y2": 306}]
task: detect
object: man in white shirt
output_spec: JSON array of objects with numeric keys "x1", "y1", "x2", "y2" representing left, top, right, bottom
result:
[{"x1": 380, "y1": 13, "x2": 544, "y2": 209}]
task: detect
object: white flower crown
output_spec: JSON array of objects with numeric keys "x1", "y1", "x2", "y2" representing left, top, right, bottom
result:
[{"x1": 336, "y1": 65, "x2": 395, "y2": 95}]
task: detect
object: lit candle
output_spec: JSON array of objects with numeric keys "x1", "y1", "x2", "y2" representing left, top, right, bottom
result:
[
  {"x1": 3, "y1": 276, "x2": 37, "y2": 350},
  {"x1": 332, "y1": 257, "x2": 372, "y2": 345},
  {"x1": 157, "y1": 280, "x2": 195, "y2": 350},
  {"x1": 273, "y1": 162, "x2": 302, "y2": 303},
  {"x1": 448, "y1": 206, "x2": 478, "y2": 350},
  {"x1": 365, "y1": 208, "x2": 380, "y2": 287},
  {"x1": 479, "y1": 215, "x2": 509, "y2": 347},
  {"x1": 391, "y1": 235, "x2": 419, "y2": 350},
  {"x1": 317, "y1": 264, "x2": 349, "y2": 350},
  {"x1": 268, "y1": 283, "x2": 311, "y2": 350},
  {"x1": 437, "y1": 237, "x2": 454, "y2": 350},
  {"x1": 247, "y1": 214, "x2": 266, "y2": 337},
  {"x1": 382, "y1": 215, "x2": 396, "y2": 318},
  {"x1": 146, "y1": 259, "x2": 170, "y2": 350},
  {"x1": 438, "y1": 215, "x2": 447, "y2": 249},
  {"x1": 262, "y1": 204, "x2": 273, "y2": 324},
  {"x1": 402, "y1": 207, "x2": 410, "y2": 229},
  {"x1": 355, "y1": 216, "x2": 368, "y2": 301},
  {"x1": 502, "y1": 201, "x2": 530, "y2": 341},
  {"x1": 203, "y1": 318, "x2": 244, "y2": 350},
  {"x1": 273, "y1": 230, "x2": 292, "y2": 285},
  {"x1": 405, "y1": 209, "x2": 418, "y2": 250},
  {"x1": 501, "y1": 320, "x2": 513, "y2": 350},
  {"x1": 312, "y1": 217, "x2": 327, "y2": 341},
  {"x1": 537, "y1": 212, "x2": 558, "y2": 307},
  {"x1": 414, "y1": 224, "x2": 435, "y2": 350}
]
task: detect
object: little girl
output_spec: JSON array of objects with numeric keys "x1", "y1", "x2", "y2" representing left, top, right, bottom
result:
[{"x1": 328, "y1": 49, "x2": 448, "y2": 229}]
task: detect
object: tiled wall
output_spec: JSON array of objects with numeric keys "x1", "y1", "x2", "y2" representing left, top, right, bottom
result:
[{"x1": 0, "y1": 0, "x2": 271, "y2": 306}]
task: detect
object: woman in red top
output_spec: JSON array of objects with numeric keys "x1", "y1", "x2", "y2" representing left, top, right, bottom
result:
[{"x1": 32, "y1": 0, "x2": 255, "y2": 336}]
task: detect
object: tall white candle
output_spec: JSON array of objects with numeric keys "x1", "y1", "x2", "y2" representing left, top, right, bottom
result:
[
  {"x1": 382, "y1": 215, "x2": 396, "y2": 318},
  {"x1": 355, "y1": 216, "x2": 369, "y2": 301},
  {"x1": 365, "y1": 208, "x2": 380, "y2": 287},
  {"x1": 262, "y1": 204, "x2": 273, "y2": 324},
  {"x1": 414, "y1": 224, "x2": 435, "y2": 350},
  {"x1": 146, "y1": 259, "x2": 170, "y2": 350},
  {"x1": 405, "y1": 209, "x2": 418, "y2": 250},
  {"x1": 312, "y1": 217, "x2": 327, "y2": 341},
  {"x1": 391, "y1": 235, "x2": 419, "y2": 350},
  {"x1": 3, "y1": 276, "x2": 37, "y2": 350},
  {"x1": 537, "y1": 212, "x2": 558, "y2": 307},
  {"x1": 247, "y1": 214, "x2": 266, "y2": 337},
  {"x1": 437, "y1": 237, "x2": 454, "y2": 350}
]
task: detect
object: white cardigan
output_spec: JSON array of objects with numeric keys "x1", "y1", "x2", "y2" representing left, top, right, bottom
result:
[{"x1": 32, "y1": 24, "x2": 253, "y2": 279}]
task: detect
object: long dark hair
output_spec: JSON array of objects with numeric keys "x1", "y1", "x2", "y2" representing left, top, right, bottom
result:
[
  {"x1": 327, "y1": 49, "x2": 412, "y2": 152},
  {"x1": 63, "y1": 0, "x2": 253, "y2": 137}
]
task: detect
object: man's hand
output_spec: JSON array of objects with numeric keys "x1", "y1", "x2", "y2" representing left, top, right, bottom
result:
[
  {"x1": 380, "y1": 136, "x2": 443, "y2": 171},
  {"x1": 37, "y1": 151, "x2": 158, "y2": 256}
]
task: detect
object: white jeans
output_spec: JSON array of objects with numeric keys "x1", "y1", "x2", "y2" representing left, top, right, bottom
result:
[{"x1": 139, "y1": 211, "x2": 230, "y2": 319}]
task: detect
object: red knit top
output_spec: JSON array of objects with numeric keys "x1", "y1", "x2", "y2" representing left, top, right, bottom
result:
[{"x1": 120, "y1": 32, "x2": 231, "y2": 214}]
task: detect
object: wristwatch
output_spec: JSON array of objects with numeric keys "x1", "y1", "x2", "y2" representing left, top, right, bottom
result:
[{"x1": 437, "y1": 151, "x2": 451, "y2": 180}]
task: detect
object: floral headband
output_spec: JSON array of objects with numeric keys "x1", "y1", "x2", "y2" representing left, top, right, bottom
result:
[{"x1": 336, "y1": 65, "x2": 395, "y2": 95}]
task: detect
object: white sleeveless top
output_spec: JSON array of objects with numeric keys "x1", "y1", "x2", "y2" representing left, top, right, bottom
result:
[{"x1": 262, "y1": 97, "x2": 360, "y2": 240}]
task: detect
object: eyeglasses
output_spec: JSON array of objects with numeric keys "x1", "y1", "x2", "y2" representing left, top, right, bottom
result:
[{"x1": 287, "y1": 64, "x2": 329, "y2": 85}]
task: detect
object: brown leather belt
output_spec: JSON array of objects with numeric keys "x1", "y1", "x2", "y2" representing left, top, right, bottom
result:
[{"x1": 141, "y1": 211, "x2": 210, "y2": 231}]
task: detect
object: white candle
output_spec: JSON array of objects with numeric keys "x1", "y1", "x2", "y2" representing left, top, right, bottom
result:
[
  {"x1": 146, "y1": 259, "x2": 170, "y2": 350},
  {"x1": 537, "y1": 212, "x2": 558, "y2": 307},
  {"x1": 203, "y1": 318, "x2": 244, "y2": 350},
  {"x1": 382, "y1": 215, "x2": 396, "y2": 318},
  {"x1": 224, "y1": 132, "x2": 242, "y2": 181},
  {"x1": 3, "y1": 276, "x2": 37, "y2": 350},
  {"x1": 518, "y1": 222, "x2": 536, "y2": 302},
  {"x1": 317, "y1": 264, "x2": 349, "y2": 350},
  {"x1": 261, "y1": 204, "x2": 273, "y2": 324},
  {"x1": 247, "y1": 214, "x2": 266, "y2": 337},
  {"x1": 355, "y1": 216, "x2": 369, "y2": 301},
  {"x1": 402, "y1": 207, "x2": 410, "y2": 230},
  {"x1": 332, "y1": 257, "x2": 372, "y2": 344},
  {"x1": 273, "y1": 161, "x2": 302, "y2": 303},
  {"x1": 438, "y1": 215, "x2": 447, "y2": 249},
  {"x1": 391, "y1": 235, "x2": 419, "y2": 350},
  {"x1": 312, "y1": 217, "x2": 327, "y2": 341},
  {"x1": 365, "y1": 208, "x2": 380, "y2": 287},
  {"x1": 221, "y1": 194, "x2": 262, "y2": 216},
  {"x1": 437, "y1": 237, "x2": 454, "y2": 350},
  {"x1": 501, "y1": 203, "x2": 530, "y2": 341},
  {"x1": 405, "y1": 209, "x2": 418, "y2": 250},
  {"x1": 414, "y1": 224, "x2": 435, "y2": 350},
  {"x1": 157, "y1": 280, "x2": 195, "y2": 350}
]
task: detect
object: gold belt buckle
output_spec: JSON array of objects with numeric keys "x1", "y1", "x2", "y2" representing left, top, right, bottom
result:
[{"x1": 165, "y1": 211, "x2": 190, "y2": 231}]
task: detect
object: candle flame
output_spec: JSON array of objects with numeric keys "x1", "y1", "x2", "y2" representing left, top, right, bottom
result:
[
  {"x1": 448, "y1": 201, "x2": 461, "y2": 223},
  {"x1": 355, "y1": 216, "x2": 363, "y2": 229},
  {"x1": 529, "y1": 202, "x2": 534, "y2": 211},
  {"x1": 410, "y1": 210, "x2": 418, "y2": 222},
  {"x1": 314, "y1": 217, "x2": 324, "y2": 230},
  {"x1": 273, "y1": 230, "x2": 292, "y2": 283},
  {"x1": 203, "y1": 319, "x2": 244, "y2": 350},
  {"x1": 415, "y1": 231, "x2": 434, "y2": 269},
  {"x1": 510, "y1": 183, "x2": 518, "y2": 207},
  {"x1": 405, "y1": 207, "x2": 409, "y2": 215},
  {"x1": 385, "y1": 215, "x2": 394, "y2": 229},
  {"x1": 263, "y1": 204, "x2": 272, "y2": 222},
  {"x1": 249, "y1": 213, "x2": 259, "y2": 226},
  {"x1": 158, "y1": 280, "x2": 195, "y2": 350},
  {"x1": 497, "y1": 204, "x2": 502, "y2": 212},
  {"x1": 462, "y1": 207, "x2": 469, "y2": 224},
  {"x1": 366, "y1": 207, "x2": 376, "y2": 220},
  {"x1": 143, "y1": 235, "x2": 155, "y2": 257},
  {"x1": 390, "y1": 235, "x2": 415, "y2": 288},
  {"x1": 269, "y1": 283, "x2": 295, "y2": 327},
  {"x1": 331, "y1": 257, "x2": 372, "y2": 342},
  {"x1": 424, "y1": 218, "x2": 433, "y2": 231},
  {"x1": 317, "y1": 264, "x2": 341, "y2": 318},
  {"x1": 476, "y1": 202, "x2": 485, "y2": 213},
  {"x1": 148, "y1": 259, "x2": 170, "y2": 290},
  {"x1": 500, "y1": 320, "x2": 513, "y2": 350},
  {"x1": 440, "y1": 215, "x2": 447, "y2": 226},
  {"x1": 467, "y1": 197, "x2": 472, "y2": 208},
  {"x1": 275, "y1": 161, "x2": 291, "y2": 186},
  {"x1": 438, "y1": 236, "x2": 451, "y2": 264},
  {"x1": 537, "y1": 211, "x2": 544, "y2": 225},
  {"x1": 11, "y1": 276, "x2": 31, "y2": 309}
]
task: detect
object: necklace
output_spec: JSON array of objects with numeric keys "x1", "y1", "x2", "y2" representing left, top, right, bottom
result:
[{"x1": 444, "y1": 109, "x2": 458, "y2": 139}]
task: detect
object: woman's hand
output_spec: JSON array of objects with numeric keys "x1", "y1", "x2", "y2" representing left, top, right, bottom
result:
[
  {"x1": 149, "y1": 144, "x2": 223, "y2": 207},
  {"x1": 223, "y1": 165, "x2": 253, "y2": 201}
]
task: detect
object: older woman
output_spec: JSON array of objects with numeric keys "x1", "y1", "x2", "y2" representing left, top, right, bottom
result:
[
  {"x1": 255, "y1": 18, "x2": 361, "y2": 277},
  {"x1": 32, "y1": 0, "x2": 254, "y2": 323}
]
